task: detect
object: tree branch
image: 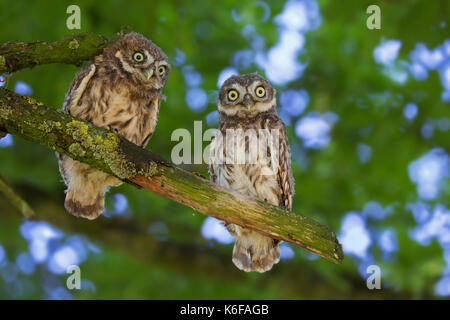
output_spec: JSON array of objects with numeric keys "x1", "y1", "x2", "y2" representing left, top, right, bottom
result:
[
  {"x1": 0, "y1": 28, "x2": 133, "y2": 74},
  {"x1": 0, "y1": 87, "x2": 343, "y2": 264},
  {"x1": 0, "y1": 33, "x2": 107, "y2": 74},
  {"x1": 0, "y1": 173, "x2": 35, "y2": 219}
]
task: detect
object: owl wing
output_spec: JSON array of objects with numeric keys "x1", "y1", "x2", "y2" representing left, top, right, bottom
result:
[
  {"x1": 265, "y1": 116, "x2": 295, "y2": 211},
  {"x1": 62, "y1": 64, "x2": 96, "y2": 113},
  {"x1": 208, "y1": 132, "x2": 218, "y2": 183},
  {"x1": 57, "y1": 64, "x2": 96, "y2": 186}
]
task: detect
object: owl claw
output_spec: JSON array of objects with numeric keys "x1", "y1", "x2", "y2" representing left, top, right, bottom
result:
[{"x1": 108, "y1": 125, "x2": 119, "y2": 133}]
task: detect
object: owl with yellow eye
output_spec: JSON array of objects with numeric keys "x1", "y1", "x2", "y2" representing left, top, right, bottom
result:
[
  {"x1": 209, "y1": 73, "x2": 294, "y2": 273},
  {"x1": 57, "y1": 32, "x2": 171, "y2": 220}
]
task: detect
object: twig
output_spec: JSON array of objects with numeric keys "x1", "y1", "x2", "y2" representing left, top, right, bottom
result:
[{"x1": 0, "y1": 173, "x2": 35, "y2": 219}]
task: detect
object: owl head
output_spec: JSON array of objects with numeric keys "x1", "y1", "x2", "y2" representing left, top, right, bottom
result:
[
  {"x1": 218, "y1": 73, "x2": 277, "y2": 118},
  {"x1": 97, "y1": 32, "x2": 170, "y2": 89}
]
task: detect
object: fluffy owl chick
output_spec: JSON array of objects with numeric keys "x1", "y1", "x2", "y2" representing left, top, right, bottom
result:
[
  {"x1": 209, "y1": 73, "x2": 294, "y2": 272},
  {"x1": 57, "y1": 32, "x2": 170, "y2": 219}
]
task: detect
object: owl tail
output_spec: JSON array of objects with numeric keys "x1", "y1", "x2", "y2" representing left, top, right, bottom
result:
[
  {"x1": 64, "y1": 177, "x2": 106, "y2": 220},
  {"x1": 232, "y1": 231, "x2": 281, "y2": 273}
]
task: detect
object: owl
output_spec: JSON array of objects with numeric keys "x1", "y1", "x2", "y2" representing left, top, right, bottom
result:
[
  {"x1": 57, "y1": 32, "x2": 170, "y2": 220},
  {"x1": 209, "y1": 73, "x2": 294, "y2": 273}
]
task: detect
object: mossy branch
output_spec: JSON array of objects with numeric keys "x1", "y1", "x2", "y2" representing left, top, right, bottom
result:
[
  {"x1": 0, "y1": 87, "x2": 343, "y2": 264},
  {"x1": 0, "y1": 28, "x2": 133, "y2": 74}
]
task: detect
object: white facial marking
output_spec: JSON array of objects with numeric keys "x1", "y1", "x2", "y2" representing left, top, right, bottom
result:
[
  {"x1": 249, "y1": 81, "x2": 263, "y2": 96},
  {"x1": 218, "y1": 82, "x2": 275, "y2": 117},
  {"x1": 144, "y1": 50, "x2": 155, "y2": 65},
  {"x1": 115, "y1": 51, "x2": 135, "y2": 74}
]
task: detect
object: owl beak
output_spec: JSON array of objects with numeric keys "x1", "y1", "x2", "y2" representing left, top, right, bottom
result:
[
  {"x1": 243, "y1": 94, "x2": 254, "y2": 110},
  {"x1": 142, "y1": 67, "x2": 154, "y2": 80}
]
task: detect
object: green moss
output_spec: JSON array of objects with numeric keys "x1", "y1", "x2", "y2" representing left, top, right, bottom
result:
[
  {"x1": 112, "y1": 157, "x2": 136, "y2": 178},
  {"x1": 24, "y1": 96, "x2": 42, "y2": 107},
  {"x1": 38, "y1": 121, "x2": 52, "y2": 133},
  {"x1": 92, "y1": 134, "x2": 158, "y2": 180},
  {"x1": 0, "y1": 55, "x2": 5, "y2": 70},
  {"x1": 46, "y1": 133, "x2": 58, "y2": 146},
  {"x1": 138, "y1": 161, "x2": 158, "y2": 179},
  {"x1": 64, "y1": 121, "x2": 136, "y2": 179},
  {"x1": 0, "y1": 105, "x2": 12, "y2": 118},
  {"x1": 68, "y1": 39, "x2": 80, "y2": 50},
  {"x1": 68, "y1": 142, "x2": 86, "y2": 157},
  {"x1": 94, "y1": 135, "x2": 104, "y2": 144},
  {"x1": 66, "y1": 120, "x2": 93, "y2": 148}
]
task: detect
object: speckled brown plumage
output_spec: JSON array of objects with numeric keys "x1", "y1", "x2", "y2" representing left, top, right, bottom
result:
[
  {"x1": 57, "y1": 32, "x2": 170, "y2": 220},
  {"x1": 209, "y1": 73, "x2": 294, "y2": 273}
]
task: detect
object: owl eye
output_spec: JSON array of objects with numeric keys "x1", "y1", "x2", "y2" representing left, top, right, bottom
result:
[
  {"x1": 158, "y1": 66, "x2": 166, "y2": 76},
  {"x1": 132, "y1": 52, "x2": 145, "y2": 62},
  {"x1": 255, "y1": 86, "x2": 266, "y2": 98},
  {"x1": 228, "y1": 89, "x2": 239, "y2": 101}
]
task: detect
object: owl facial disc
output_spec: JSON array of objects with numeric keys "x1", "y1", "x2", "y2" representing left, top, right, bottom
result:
[{"x1": 218, "y1": 73, "x2": 276, "y2": 117}]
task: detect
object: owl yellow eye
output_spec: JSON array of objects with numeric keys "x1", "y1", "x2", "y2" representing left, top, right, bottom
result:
[
  {"x1": 158, "y1": 66, "x2": 166, "y2": 75},
  {"x1": 228, "y1": 89, "x2": 239, "y2": 101},
  {"x1": 255, "y1": 86, "x2": 266, "y2": 98},
  {"x1": 133, "y1": 52, "x2": 145, "y2": 62}
]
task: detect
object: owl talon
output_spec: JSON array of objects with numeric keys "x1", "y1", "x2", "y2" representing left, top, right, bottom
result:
[{"x1": 108, "y1": 125, "x2": 119, "y2": 133}]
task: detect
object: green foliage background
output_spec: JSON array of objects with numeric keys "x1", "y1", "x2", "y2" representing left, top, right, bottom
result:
[{"x1": 0, "y1": 0, "x2": 449, "y2": 299}]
